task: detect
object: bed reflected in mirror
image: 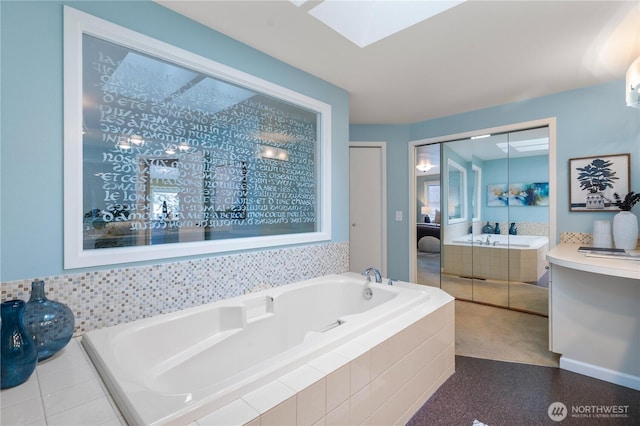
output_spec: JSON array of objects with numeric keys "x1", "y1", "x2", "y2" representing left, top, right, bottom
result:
[{"x1": 415, "y1": 144, "x2": 442, "y2": 286}]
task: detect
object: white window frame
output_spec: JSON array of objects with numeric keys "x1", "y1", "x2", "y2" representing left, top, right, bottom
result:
[
  {"x1": 472, "y1": 164, "x2": 482, "y2": 222},
  {"x1": 63, "y1": 7, "x2": 332, "y2": 268},
  {"x1": 447, "y1": 159, "x2": 467, "y2": 224}
]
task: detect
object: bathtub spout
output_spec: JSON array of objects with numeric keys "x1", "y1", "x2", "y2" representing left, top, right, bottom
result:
[{"x1": 361, "y1": 267, "x2": 382, "y2": 283}]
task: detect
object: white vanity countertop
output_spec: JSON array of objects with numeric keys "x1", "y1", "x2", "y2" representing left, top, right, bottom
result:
[{"x1": 547, "y1": 243, "x2": 640, "y2": 280}]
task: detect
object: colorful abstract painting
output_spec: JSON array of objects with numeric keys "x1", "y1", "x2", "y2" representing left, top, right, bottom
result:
[
  {"x1": 488, "y1": 182, "x2": 549, "y2": 206},
  {"x1": 487, "y1": 184, "x2": 509, "y2": 206}
]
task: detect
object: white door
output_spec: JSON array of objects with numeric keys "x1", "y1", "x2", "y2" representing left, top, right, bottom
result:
[{"x1": 349, "y1": 144, "x2": 386, "y2": 276}]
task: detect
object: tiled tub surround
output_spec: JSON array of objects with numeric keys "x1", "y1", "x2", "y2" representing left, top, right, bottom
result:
[
  {"x1": 0, "y1": 242, "x2": 349, "y2": 335},
  {"x1": 217, "y1": 295, "x2": 455, "y2": 426},
  {"x1": 443, "y1": 235, "x2": 549, "y2": 283},
  {"x1": 1, "y1": 278, "x2": 455, "y2": 426},
  {"x1": 0, "y1": 338, "x2": 124, "y2": 426}
]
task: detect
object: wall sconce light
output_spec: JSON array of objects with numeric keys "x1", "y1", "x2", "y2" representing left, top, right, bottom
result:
[
  {"x1": 626, "y1": 56, "x2": 640, "y2": 108},
  {"x1": 258, "y1": 145, "x2": 289, "y2": 161}
]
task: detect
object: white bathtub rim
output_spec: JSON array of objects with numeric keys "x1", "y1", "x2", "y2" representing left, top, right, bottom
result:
[
  {"x1": 448, "y1": 234, "x2": 549, "y2": 249},
  {"x1": 97, "y1": 275, "x2": 407, "y2": 385},
  {"x1": 84, "y1": 281, "x2": 409, "y2": 424},
  {"x1": 114, "y1": 283, "x2": 400, "y2": 392},
  {"x1": 82, "y1": 273, "x2": 450, "y2": 426}
]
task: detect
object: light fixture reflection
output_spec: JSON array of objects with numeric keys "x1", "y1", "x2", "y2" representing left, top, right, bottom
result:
[
  {"x1": 178, "y1": 142, "x2": 191, "y2": 152},
  {"x1": 258, "y1": 145, "x2": 289, "y2": 161},
  {"x1": 129, "y1": 134, "x2": 145, "y2": 146},
  {"x1": 416, "y1": 164, "x2": 432, "y2": 172},
  {"x1": 471, "y1": 134, "x2": 491, "y2": 140},
  {"x1": 116, "y1": 136, "x2": 131, "y2": 150}
]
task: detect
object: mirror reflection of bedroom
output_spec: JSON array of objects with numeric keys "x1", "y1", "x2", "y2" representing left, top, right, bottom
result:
[
  {"x1": 415, "y1": 144, "x2": 442, "y2": 286},
  {"x1": 414, "y1": 127, "x2": 550, "y2": 316}
]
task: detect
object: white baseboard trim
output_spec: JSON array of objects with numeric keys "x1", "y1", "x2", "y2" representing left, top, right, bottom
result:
[{"x1": 559, "y1": 357, "x2": 640, "y2": 391}]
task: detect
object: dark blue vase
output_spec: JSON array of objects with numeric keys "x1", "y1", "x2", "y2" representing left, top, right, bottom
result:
[
  {"x1": 1, "y1": 300, "x2": 38, "y2": 389},
  {"x1": 482, "y1": 221, "x2": 493, "y2": 234},
  {"x1": 23, "y1": 280, "x2": 75, "y2": 361},
  {"x1": 494, "y1": 223, "x2": 501, "y2": 234}
]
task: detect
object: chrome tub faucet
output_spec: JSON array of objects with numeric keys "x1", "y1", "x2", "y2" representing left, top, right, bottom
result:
[{"x1": 361, "y1": 267, "x2": 382, "y2": 283}]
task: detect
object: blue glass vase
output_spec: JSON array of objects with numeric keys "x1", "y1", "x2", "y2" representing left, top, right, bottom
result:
[
  {"x1": 1, "y1": 300, "x2": 38, "y2": 389},
  {"x1": 23, "y1": 280, "x2": 75, "y2": 361}
]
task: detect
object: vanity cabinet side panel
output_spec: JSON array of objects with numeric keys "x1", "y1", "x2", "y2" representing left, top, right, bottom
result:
[{"x1": 550, "y1": 264, "x2": 640, "y2": 378}]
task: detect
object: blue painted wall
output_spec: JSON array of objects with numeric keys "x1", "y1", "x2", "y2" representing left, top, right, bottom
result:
[
  {"x1": 348, "y1": 125, "x2": 412, "y2": 278},
  {"x1": 483, "y1": 155, "x2": 549, "y2": 224},
  {"x1": 2, "y1": 2, "x2": 638, "y2": 284},
  {"x1": 0, "y1": 0, "x2": 349, "y2": 281},
  {"x1": 352, "y1": 80, "x2": 640, "y2": 281}
]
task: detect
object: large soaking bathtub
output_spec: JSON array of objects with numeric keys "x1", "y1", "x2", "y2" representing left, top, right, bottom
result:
[
  {"x1": 443, "y1": 234, "x2": 550, "y2": 282},
  {"x1": 82, "y1": 272, "x2": 454, "y2": 425}
]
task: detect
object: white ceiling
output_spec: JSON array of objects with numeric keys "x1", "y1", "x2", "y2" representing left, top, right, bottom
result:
[{"x1": 156, "y1": 0, "x2": 640, "y2": 125}]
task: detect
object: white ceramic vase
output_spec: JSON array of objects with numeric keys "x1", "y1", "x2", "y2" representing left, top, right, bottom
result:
[{"x1": 612, "y1": 210, "x2": 639, "y2": 250}]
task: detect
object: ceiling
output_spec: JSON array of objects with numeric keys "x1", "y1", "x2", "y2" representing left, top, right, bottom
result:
[
  {"x1": 155, "y1": 0, "x2": 639, "y2": 125},
  {"x1": 415, "y1": 126, "x2": 550, "y2": 176}
]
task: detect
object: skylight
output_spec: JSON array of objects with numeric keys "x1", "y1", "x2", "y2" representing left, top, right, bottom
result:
[
  {"x1": 103, "y1": 51, "x2": 196, "y2": 99},
  {"x1": 103, "y1": 51, "x2": 255, "y2": 116},
  {"x1": 496, "y1": 138, "x2": 549, "y2": 154},
  {"x1": 292, "y1": 0, "x2": 466, "y2": 48}
]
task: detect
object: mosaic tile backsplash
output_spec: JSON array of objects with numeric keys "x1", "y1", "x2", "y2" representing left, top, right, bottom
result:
[
  {"x1": 1, "y1": 242, "x2": 349, "y2": 336},
  {"x1": 559, "y1": 232, "x2": 593, "y2": 244},
  {"x1": 559, "y1": 232, "x2": 640, "y2": 247}
]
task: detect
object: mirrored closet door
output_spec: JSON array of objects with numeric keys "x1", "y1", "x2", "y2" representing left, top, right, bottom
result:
[{"x1": 414, "y1": 127, "x2": 550, "y2": 316}]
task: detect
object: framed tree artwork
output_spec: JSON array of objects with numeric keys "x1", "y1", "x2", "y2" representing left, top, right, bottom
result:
[{"x1": 569, "y1": 153, "x2": 630, "y2": 211}]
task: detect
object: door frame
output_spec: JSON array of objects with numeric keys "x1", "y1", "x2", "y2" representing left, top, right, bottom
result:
[
  {"x1": 349, "y1": 142, "x2": 388, "y2": 276},
  {"x1": 408, "y1": 117, "x2": 557, "y2": 282}
]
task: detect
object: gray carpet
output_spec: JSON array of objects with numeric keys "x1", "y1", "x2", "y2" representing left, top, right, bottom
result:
[
  {"x1": 408, "y1": 356, "x2": 640, "y2": 426},
  {"x1": 410, "y1": 261, "x2": 639, "y2": 425}
]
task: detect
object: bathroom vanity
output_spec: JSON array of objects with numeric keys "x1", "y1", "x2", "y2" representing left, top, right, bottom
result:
[{"x1": 547, "y1": 243, "x2": 640, "y2": 390}]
